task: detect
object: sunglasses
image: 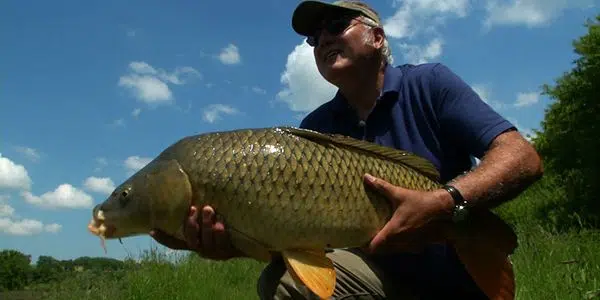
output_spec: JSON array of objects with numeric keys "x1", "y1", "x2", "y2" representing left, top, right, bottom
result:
[{"x1": 306, "y1": 17, "x2": 359, "y2": 47}]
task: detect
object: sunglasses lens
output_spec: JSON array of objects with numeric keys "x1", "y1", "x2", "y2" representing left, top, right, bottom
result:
[
  {"x1": 326, "y1": 19, "x2": 350, "y2": 35},
  {"x1": 306, "y1": 17, "x2": 353, "y2": 47}
]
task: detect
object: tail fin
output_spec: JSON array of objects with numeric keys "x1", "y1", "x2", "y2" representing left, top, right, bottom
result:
[{"x1": 450, "y1": 209, "x2": 518, "y2": 300}]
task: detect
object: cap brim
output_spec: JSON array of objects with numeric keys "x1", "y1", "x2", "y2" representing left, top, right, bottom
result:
[{"x1": 292, "y1": 1, "x2": 361, "y2": 36}]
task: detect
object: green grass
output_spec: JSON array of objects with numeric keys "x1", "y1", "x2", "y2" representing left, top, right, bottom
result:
[
  {"x1": 15, "y1": 176, "x2": 600, "y2": 300},
  {"x1": 493, "y1": 177, "x2": 600, "y2": 299},
  {"x1": 35, "y1": 252, "x2": 266, "y2": 300}
]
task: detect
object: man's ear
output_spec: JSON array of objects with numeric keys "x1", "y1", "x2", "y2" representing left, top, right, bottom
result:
[{"x1": 372, "y1": 27, "x2": 386, "y2": 50}]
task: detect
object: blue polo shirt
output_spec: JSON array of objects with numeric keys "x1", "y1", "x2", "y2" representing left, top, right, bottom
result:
[
  {"x1": 300, "y1": 63, "x2": 515, "y2": 183},
  {"x1": 299, "y1": 63, "x2": 515, "y2": 296}
]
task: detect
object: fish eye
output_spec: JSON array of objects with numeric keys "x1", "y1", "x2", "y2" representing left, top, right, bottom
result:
[{"x1": 119, "y1": 188, "x2": 131, "y2": 207}]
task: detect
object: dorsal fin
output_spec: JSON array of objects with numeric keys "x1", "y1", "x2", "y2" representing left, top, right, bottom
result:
[{"x1": 278, "y1": 127, "x2": 441, "y2": 182}]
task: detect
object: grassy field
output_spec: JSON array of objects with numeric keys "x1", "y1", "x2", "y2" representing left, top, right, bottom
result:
[{"x1": 5, "y1": 177, "x2": 600, "y2": 300}]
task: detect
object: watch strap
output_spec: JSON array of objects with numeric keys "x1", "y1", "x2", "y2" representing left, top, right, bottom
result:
[
  {"x1": 443, "y1": 184, "x2": 466, "y2": 206},
  {"x1": 443, "y1": 184, "x2": 469, "y2": 222}
]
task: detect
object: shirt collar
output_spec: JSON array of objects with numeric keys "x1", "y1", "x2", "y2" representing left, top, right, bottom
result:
[{"x1": 331, "y1": 64, "x2": 404, "y2": 113}]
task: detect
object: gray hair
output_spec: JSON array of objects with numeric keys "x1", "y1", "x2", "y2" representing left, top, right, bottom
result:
[{"x1": 359, "y1": 16, "x2": 393, "y2": 66}]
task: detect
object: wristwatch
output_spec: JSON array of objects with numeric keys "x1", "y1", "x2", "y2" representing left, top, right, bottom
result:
[{"x1": 443, "y1": 185, "x2": 469, "y2": 223}]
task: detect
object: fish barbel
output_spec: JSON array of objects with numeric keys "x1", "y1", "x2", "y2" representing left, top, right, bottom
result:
[{"x1": 87, "y1": 127, "x2": 518, "y2": 299}]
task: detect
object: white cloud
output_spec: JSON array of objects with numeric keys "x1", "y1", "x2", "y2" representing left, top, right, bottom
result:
[
  {"x1": 471, "y1": 83, "x2": 507, "y2": 111},
  {"x1": 514, "y1": 91, "x2": 540, "y2": 107},
  {"x1": 382, "y1": 0, "x2": 472, "y2": 67},
  {"x1": 276, "y1": 42, "x2": 337, "y2": 113},
  {"x1": 0, "y1": 195, "x2": 14, "y2": 217},
  {"x1": 124, "y1": 156, "x2": 152, "y2": 175},
  {"x1": 507, "y1": 117, "x2": 536, "y2": 141},
  {"x1": 110, "y1": 118, "x2": 125, "y2": 128},
  {"x1": 44, "y1": 223, "x2": 62, "y2": 233},
  {"x1": 129, "y1": 61, "x2": 157, "y2": 74},
  {"x1": 83, "y1": 177, "x2": 115, "y2": 195},
  {"x1": 0, "y1": 154, "x2": 32, "y2": 191},
  {"x1": 119, "y1": 75, "x2": 173, "y2": 104},
  {"x1": 15, "y1": 146, "x2": 41, "y2": 162},
  {"x1": 127, "y1": 62, "x2": 201, "y2": 85},
  {"x1": 384, "y1": 0, "x2": 470, "y2": 39},
  {"x1": 0, "y1": 203, "x2": 14, "y2": 217},
  {"x1": 118, "y1": 61, "x2": 200, "y2": 105},
  {"x1": 161, "y1": 66, "x2": 202, "y2": 85},
  {"x1": 126, "y1": 29, "x2": 137, "y2": 37},
  {"x1": 21, "y1": 184, "x2": 94, "y2": 209},
  {"x1": 0, "y1": 217, "x2": 62, "y2": 236},
  {"x1": 94, "y1": 157, "x2": 108, "y2": 173},
  {"x1": 398, "y1": 37, "x2": 444, "y2": 64},
  {"x1": 0, "y1": 195, "x2": 61, "y2": 235},
  {"x1": 218, "y1": 44, "x2": 241, "y2": 65},
  {"x1": 483, "y1": 0, "x2": 594, "y2": 28},
  {"x1": 132, "y1": 108, "x2": 141, "y2": 118},
  {"x1": 252, "y1": 86, "x2": 267, "y2": 94},
  {"x1": 202, "y1": 104, "x2": 239, "y2": 123},
  {"x1": 471, "y1": 84, "x2": 491, "y2": 103}
]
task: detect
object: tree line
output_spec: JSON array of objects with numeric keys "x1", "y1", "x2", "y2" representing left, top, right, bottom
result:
[
  {"x1": 531, "y1": 14, "x2": 600, "y2": 229},
  {"x1": 0, "y1": 249, "x2": 132, "y2": 291}
]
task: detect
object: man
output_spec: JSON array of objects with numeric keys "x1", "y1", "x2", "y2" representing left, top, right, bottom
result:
[{"x1": 151, "y1": 0, "x2": 543, "y2": 299}]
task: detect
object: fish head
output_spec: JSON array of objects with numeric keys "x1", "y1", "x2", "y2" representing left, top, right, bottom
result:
[
  {"x1": 88, "y1": 182, "x2": 147, "y2": 240},
  {"x1": 87, "y1": 158, "x2": 193, "y2": 244}
]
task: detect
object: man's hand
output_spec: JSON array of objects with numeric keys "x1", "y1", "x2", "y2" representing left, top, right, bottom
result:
[
  {"x1": 150, "y1": 205, "x2": 245, "y2": 261},
  {"x1": 363, "y1": 173, "x2": 454, "y2": 254}
]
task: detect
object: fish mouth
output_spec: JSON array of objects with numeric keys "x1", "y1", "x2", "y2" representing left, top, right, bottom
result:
[{"x1": 87, "y1": 209, "x2": 116, "y2": 253}]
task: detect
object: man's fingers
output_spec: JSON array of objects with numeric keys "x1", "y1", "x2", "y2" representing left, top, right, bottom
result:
[
  {"x1": 201, "y1": 205, "x2": 216, "y2": 252},
  {"x1": 150, "y1": 229, "x2": 189, "y2": 250},
  {"x1": 367, "y1": 220, "x2": 395, "y2": 254},
  {"x1": 184, "y1": 206, "x2": 201, "y2": 250},
  {"x1": 363, "y1": 173, "x2": 405, "y2": 207}
]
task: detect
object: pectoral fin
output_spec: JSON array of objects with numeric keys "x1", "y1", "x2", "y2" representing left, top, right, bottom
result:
[{"x1": 282, "y1": 249, "x2": 336, "y2": 299}]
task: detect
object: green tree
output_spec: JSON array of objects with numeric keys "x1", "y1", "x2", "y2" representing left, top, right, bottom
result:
[
  {"x1": 0, "y1": 249, "x2": 32, "y2": 291},
  {"x1": 532, "y1": 14, "x2": 600, "y2": 228},
  {"x1": 33, "y1": 255, "x2": 65, "y2": 284}
]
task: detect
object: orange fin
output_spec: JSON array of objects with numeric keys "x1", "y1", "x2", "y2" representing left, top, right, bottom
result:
[
  {"x1": 451, "y1": 209, "x2": 518, "y2": 300},
  {"x1": 282, "y1": 249, "x2": 336, "y2": 299}
]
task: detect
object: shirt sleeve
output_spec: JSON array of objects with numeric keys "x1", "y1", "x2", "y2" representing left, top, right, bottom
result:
[{"x1": 431, "y1": 63, "x2": 515, "y2": 158}]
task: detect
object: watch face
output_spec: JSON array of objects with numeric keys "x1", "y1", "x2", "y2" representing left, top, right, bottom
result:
[{"x1": 452, "y1": 204, "x2": 469, "y2": 223}]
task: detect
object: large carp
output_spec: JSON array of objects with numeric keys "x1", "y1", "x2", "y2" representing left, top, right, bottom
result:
[{"x1": 87, "y1": 127, "x2": 517, "y2": 299}]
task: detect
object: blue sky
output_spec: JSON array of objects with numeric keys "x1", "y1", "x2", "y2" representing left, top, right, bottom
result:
[{"x1": 0, "y1": 0, "x2": 597, "y2": 263}]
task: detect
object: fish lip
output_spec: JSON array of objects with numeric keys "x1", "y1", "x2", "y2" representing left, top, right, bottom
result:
[{"x1": 87, "y1": 209, "x2": 117, "y2": 238}]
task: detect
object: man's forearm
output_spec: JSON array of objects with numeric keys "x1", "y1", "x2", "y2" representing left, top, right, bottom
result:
[{"x1": 446, "y1": 129, "x2": 544, "y2": 210}]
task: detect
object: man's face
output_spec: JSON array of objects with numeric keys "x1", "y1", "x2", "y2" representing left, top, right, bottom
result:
[{"x1": 309, "y1": 14, "x2": 379, "y2": 83}]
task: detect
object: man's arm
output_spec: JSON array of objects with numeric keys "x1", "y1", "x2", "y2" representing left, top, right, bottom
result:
[
  {"x1": 430, "y1": 63, "x2": 543, "y2": 210},
  {"x1": 447, "y1": 128, "x2": 543, "y2": 210}
]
